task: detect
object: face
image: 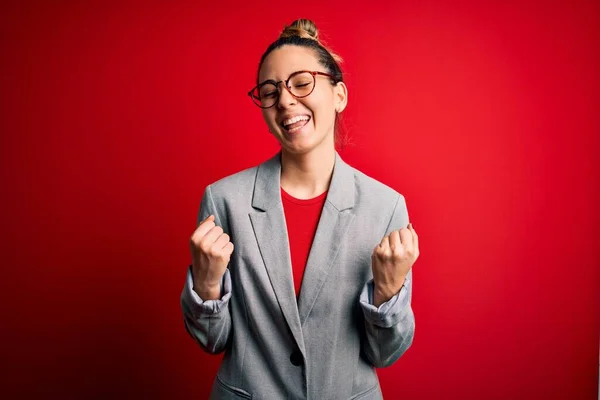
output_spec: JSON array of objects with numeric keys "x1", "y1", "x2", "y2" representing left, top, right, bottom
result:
[{"x1": 257, "y1": 45, "x2": 347, "y2": 155}]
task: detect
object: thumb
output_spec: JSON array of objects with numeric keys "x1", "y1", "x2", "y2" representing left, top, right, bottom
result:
[{"x1": 200, "y1": 214, "x2": 215, "y2": 225}]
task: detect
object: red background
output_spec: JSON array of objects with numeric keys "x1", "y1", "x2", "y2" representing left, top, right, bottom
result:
[{"x1": 1, "y1": 1, "x2": 599, "y2": 399}]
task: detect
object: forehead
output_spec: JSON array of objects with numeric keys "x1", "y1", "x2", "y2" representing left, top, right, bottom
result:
[{"x1": 259, "y1": 45, "x2": 322, "y2": 83}]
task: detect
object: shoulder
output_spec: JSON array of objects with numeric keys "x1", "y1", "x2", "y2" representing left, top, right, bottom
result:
[
  {"x1": 204, "y1": 151, "x2": 281, "y2": 202},
  {"x1": 349, "y1": 162, "x2": 405, "y2": 206},
  {"x1": 345, "y1": 162, "x2": 410, "y2": 231},
  {"x1": 205, "y1": 164, "x2": 259, "y2": 199}
]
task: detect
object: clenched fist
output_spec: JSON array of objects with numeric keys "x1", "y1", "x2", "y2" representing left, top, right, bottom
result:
[
  {"x1": 190, "y1": 214, "x2": 234, "y2": 300},
  {"x1": 371, "y1": 223, "x2": 419, "y2": 307}
]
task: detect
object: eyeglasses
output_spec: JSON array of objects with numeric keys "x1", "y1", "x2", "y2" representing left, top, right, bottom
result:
[{"x1": 248, "y1": 70, "x2": 337, "y2": 109}]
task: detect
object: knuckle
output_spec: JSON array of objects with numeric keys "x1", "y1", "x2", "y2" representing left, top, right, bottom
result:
[
  {"x1": 199, "y1": 241, "x2": 211, "y2": 254},
  {"x1": 207, "y1": 241, "x2": 220, "y2": 254},
  {"x1": 205, "y1": 247, "x2": 216, "y2": 258},
  {"x1": 217, "y1": 252, "x2": 229, "y2": 262},
  {"x1": 210, "y1": 240, "x2": 221, "y2": 251}
]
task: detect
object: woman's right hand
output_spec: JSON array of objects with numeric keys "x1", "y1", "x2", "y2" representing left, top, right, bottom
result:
[{"x1": 189, "y1": 214, "x2": 234, "y2": 300}]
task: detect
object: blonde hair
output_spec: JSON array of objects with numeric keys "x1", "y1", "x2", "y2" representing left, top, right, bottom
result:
[{"x1": 278, "y1": 19, "x2": 343, "y2": 65}]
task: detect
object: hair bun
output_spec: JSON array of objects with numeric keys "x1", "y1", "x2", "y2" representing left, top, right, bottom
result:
[
  {"x1": 277, "y1": 18, "x2": 343, "y2": 65},
  {"x1": 280, "y1": 19, "x2": 319, "y2": 41}
]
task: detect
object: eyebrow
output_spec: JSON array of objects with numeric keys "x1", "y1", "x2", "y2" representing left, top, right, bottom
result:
[
  {"x1": 257, "y1": 70, "x2": 303, "y2": 87},
  {"x1": 257, "y1": 78, "x2": 278, "y2": 86}
]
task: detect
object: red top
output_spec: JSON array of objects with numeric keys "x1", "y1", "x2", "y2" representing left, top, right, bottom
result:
[{"x1": 281, "y1": 186, "x2": 328, "y2": 297}]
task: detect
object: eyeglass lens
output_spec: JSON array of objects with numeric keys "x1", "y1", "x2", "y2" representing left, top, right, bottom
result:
[{"x1": 253, "y1": 72, "x2": 315, "y2": 108}]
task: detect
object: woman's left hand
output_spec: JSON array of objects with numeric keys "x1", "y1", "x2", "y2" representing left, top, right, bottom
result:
[{"x1": 371, "y1": 223, "x2": 419, "y2": 307}]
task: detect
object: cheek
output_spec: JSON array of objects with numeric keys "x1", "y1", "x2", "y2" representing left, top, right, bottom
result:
[
  {"x1": 261, "y1": 110, "x2": 276, "y2": 126},
  {"x1": 308, "y1": 92, "x2": 336, "y2": 122},
  {"x1": 309, "y1": 101, "x2": 335, "y2": 127}
]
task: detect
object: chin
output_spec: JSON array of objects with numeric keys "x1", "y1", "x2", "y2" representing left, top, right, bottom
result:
[
  {"x1": 280, "y1": 143, "x2": 310, "y2": 155},
  {"x1": 282, "y1": 136, "x2": 329, "y2": 156}
]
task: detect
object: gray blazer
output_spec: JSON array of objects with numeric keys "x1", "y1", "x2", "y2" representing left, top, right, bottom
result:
[{"x1": 181, "y1": 150, "x2": 415, "y2": 399}]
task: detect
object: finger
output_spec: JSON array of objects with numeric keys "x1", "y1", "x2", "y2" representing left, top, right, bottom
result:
[
  {"x1": 201, "y1": 225, "x2": 224, "y2": 249},
  {"x1": 198, "y1": 214, "x2": 214, "y2": 226},
  {"x1": 409, "y1": 223, "x2": 419, "y2": 255},
  {"x1": 193, "y1": 214, "x2": 215, "y2": 237},
  {"x1": 389, "y1": 230, "x2": 401, "y2": 251},
  {"x1": 379, "y1": 234, "x2": 390, "y2": 249},
  {"x1": 223, "y1": 241, "x2": 234, "y2": 255},
  {"x1": 376, "y1": 235, "x2": 392, "y2": 259},
  {"x1": 212, "y1": 233, "x2": 231, "y2": 251},
  {"x1": 399, "y1": 228, "x2": 413, "y2": 254}
]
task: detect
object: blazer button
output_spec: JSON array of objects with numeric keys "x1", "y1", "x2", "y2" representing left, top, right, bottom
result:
[{"x1": 289, "y1": 350, "x2": 303, "y2": 366}]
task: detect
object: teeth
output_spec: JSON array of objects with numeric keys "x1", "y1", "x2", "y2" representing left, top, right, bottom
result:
[{"x1": 282, "y1": 115, "x2": 310, "y2": 127}]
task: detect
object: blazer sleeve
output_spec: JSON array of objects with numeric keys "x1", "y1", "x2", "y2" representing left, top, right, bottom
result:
[
  {"x1": 358, "y1": 194, "x2": 416, "y2": 368},
  {"x1": 180, "y1": 184, "x2": 233, "y2": 354}
]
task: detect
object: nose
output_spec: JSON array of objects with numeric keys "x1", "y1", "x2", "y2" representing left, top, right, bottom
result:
[{"x1": 276, "y1": 82, "x2": 297, "y2": 109}]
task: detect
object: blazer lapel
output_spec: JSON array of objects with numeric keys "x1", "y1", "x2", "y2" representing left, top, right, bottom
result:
[
  {"x1": 249, "y1": 151, "x2": 305, "y2": 354},
  {"x1": 297, "y1": 152, "x2": 356, "y2": 325},
  {"x1": 248, "y1": 150, "x2": 357, "y2": 355}
]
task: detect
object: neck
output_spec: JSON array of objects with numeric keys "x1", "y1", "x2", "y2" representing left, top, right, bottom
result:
[{"x1": 280, "y1": 141, "x2": 335, "y2": 200}]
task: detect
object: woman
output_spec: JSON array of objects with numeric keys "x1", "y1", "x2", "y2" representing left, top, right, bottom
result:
[{"x1": 180, "y1": 19, "x2": 419, "y2": 400}]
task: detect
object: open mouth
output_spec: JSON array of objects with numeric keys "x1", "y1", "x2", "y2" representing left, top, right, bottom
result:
[{"x1": 281, "y1": 115, "x2": 311, "y2": 133}]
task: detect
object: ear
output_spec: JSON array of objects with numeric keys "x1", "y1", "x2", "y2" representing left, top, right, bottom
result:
[{"x1": 333, "y1": 81, "x2": 348, "y2": 113}]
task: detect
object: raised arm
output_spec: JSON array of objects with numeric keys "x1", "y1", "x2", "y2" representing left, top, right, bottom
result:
[
  {"x1": 359, "y1": 194, "x2": 418, "y2": 367},
  {"x1": 180, "y1": 184, "x2": 233, "y2": 354}
]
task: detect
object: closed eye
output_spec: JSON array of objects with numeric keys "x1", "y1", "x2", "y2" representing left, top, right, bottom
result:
[{"x1": 261, "y1": 91, "x2": 278, "y2": 99}]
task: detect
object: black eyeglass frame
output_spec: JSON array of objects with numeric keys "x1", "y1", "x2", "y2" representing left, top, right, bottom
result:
[{"x1": 248, "y1": 70, "x2": 337, "y2": 109}]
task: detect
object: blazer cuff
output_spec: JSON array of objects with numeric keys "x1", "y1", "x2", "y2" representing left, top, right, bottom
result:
[
  {"x1": 181, "y1": 265, "x2": 231, "y2": 316},
  {"x1": 359, "y1": 277, "x2": 411, "y2": 328}
]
